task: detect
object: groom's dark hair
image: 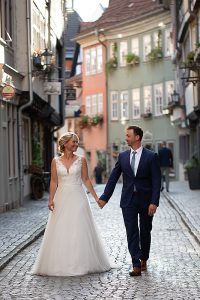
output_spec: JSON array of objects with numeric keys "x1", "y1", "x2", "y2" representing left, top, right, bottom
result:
[{"x1": 127, "y1": 126, "x2": 143, "y2": 141}]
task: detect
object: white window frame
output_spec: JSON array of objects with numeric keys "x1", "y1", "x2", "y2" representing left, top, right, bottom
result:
[
  {"x1": 143, "y1": 35, "x2": 151, "y2": 61},
  {"x1": 98, "y1": 94, "x2": 103, "y2": 114},
  {"x1": 97, "y1": 45, "x2": 103, "y2": 73},
  {"x1": 119, "y1": 41, "x2": 128, "y2": 66},
  {"x1": 85, "y1": 49, "x2": 91, "y2": 75},
  {"x1": 110, "y1": 91, "x2": 119, "y2": 120},
  {"x1": 165, "y1": 81, "x2": 174, "y2": 105},
  {"x1": 120, "y1": 91, "x2": 129, "y2": 120},
  {"x1": 154, "y1": 83, "x2": 163, "y2": 116},
  {"x1": 91, "y1": 48, "x2": 97, "y2": 74},
  {"x1": 131, "y1": 38, "x2": 139, "y2": 56},
  {"x1": 132, "y1": 89, "x2": 140, "y2": 119},
  {"x1": 91, "y1": 94, "x2": 97, "y2": 116},
  {"x1": 165, "y1": 28, "x2": 173, "y2": 57},
  {"x1": 86, "y1": 96, "x2": 91, "y2": 115},
  {"x1": 143, "y1": 86, "x2": 152, "y2": 114}
]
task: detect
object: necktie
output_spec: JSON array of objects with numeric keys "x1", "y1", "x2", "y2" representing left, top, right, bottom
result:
[{"x1": 131, "y1": 151, "x2": 137, "y2": 175}]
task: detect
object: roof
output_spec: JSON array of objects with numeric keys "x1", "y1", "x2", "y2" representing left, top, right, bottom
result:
[
  {"x1": 66, "y1": 10, "x2": 82, "y2": 51},
  {"x1": 79, "y1": 0, "x2": 168, "y2": 35}
]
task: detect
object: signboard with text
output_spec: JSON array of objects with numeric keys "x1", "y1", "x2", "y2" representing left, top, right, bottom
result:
[{"x1": 66, "y1": 88, "x2": 76, "y2": 101}]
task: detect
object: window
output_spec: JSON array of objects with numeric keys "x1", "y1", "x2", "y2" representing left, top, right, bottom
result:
[
  {"x1": 86, "y1": 94, "x2": 103, "y2": 116},
  {"x1": 91, "y1": 94, "x2": 97, "y2": 115},
  {"x1": 165, "y1": 81, "x2": 174, "y2": 105},
  {"x1": 119, "y1": 41, "x2": 128, "y2": 66},
  {"x1": 98, "y1": 94, "x2": 103, "y2": 114},
  {"x1": 132, "y1": 89, "x2": 140, "y2": 119},
  {"x1": 120, "y1": 91, "x2": 129, "y2": 120},
  {"x1": 143, "y1": 86, "x2": 152, "y2": 114},
  {"x1": 32, "y1": 5, "x2": 45, "y2": 51},
  {"x1": 86, "y1": 96, "x2": 91, "y2": 115},
  {"x1": 154, "y1": 84, "x2": 163, "y2": 116},
  {"x1": 84, "y1": 45, "x2": 103, "y2": 75},
  {"x1": 131, "y1": 38, "x2": 139, "y2": 55},
  {"x1": 91, "y1": 48, "x2": 96, "y2": 74},
  {"x1": 153, "y1": 30, "x2": 162, "y2": 48},
  {"x1": 165, "y1": 28, "x2": 173, "y2": 56},
  {"x1": 143, "y1": 35, "x2": 151, "y2": 60},
  {"x1": 0, "y1": 0, "x2": 13, "y2": 45},
  {"x1": 111, "y1": 91, "x2": 119, "y2": 120},
  {"x1": 97, "y1": 46, "x2": 103, "y2": 72},
  {"x1": 85, "y1": 49, "x2": 91, "y2": 75}
]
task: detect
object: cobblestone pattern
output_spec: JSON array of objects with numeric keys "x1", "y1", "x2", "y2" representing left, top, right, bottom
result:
[
  {"x1": 0, "y1": 194, "x2": 49, "y2": 269},
  {"x1": 162, "y1": 181, "x2": 200, "y2": 243},
  {"x1": 0, "y1": 184, "x2": 200, "y2": 299}
]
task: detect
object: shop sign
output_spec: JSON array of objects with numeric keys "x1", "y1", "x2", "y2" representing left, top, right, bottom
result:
[
  {"x1": 1, "y1": 84, "x2": 15, "y2": 99},
  {"x1": 66, "y1": 88, "x2": 76, "y2": 100}
]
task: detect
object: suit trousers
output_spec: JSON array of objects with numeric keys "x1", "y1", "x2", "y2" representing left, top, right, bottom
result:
[{"x1": 122, "y1": 204, "x2": 153, "y2": 268}]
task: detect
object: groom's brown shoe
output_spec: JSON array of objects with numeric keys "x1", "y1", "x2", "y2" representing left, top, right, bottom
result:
[
  {"x1": 129, "y1": 267, "x2": 141, "y2": 276},
  {"x1": 141, "y1": 260, "x2": 147, "y2": 271}
]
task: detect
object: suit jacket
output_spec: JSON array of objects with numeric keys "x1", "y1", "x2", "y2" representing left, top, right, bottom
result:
[
  {"x1": 100, "y1": 148, "x2": 161, "y2": 208},
  {"x1": 158, "y1": 147, "x2": 173, "y2": 168}
]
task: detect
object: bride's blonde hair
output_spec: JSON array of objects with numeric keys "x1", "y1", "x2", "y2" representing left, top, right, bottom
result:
[{"x1": 58, "y1": 132, "x2": 79, "y2": 153}]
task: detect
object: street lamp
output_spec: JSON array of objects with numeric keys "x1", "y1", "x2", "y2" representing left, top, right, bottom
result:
[
  {"x1": 171, "y1": 90, "x2": 179, "y2": 103},
  {"x1": 41, "y1": 48, "x2": 53, "y2": 68}
]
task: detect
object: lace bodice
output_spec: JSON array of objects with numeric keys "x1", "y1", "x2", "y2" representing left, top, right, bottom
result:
[{"x1": 55, "y1": 156, "x2": 82, "y2": 185}]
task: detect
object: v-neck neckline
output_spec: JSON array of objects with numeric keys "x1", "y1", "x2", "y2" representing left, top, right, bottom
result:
[{"x1": 58, "y1": 156, "x2": 79, "y2": 173}]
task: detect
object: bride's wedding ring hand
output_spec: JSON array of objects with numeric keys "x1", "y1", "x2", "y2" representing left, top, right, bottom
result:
[{"x1": 48, "y1": 203, "x2": 54, "y2": 211}]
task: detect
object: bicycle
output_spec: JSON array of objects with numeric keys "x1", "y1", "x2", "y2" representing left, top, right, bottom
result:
[{"x1": 30, "y1": 171, "x2": 50, "y2": 200}]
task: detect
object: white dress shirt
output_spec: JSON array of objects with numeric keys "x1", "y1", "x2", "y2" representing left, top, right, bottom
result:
[{"x1": 130, "y1": 146, "x2": 143, "y2": 176}]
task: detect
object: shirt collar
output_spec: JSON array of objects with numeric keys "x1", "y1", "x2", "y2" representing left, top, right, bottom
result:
[{"x1": 131, "y1": 145, "x2": 143, "y2": 155}]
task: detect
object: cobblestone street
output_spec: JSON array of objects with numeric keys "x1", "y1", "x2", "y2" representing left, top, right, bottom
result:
[{"x1": 0, "y1": 184, "x2": 200, "y2": 299}]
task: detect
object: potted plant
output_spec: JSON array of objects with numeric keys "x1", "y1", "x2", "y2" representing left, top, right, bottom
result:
[
  {"x1": 186, "y1": 51, "x2": 195, "y2": 64},
  {"x1": 79, "y1": 115, "x2": 91, "y2": 129},
  {"x1": 184, "y1": 155, "x2": 200, "y2": 190},
  {"x1": 125, "y1": 53, "x2": 140, "y2": 65},
  {"x1": 146, "y1": 47, "x2": 163, "y2": 62}
]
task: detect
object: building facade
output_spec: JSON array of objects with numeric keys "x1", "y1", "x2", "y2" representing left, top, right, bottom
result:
[
  {"x1": 77, "y1": 0, "x2": 180, "y2": 179},
  {"x1": 0, "y1": 0, "x2": 66, "y2": 212},
  {"x1": 170, "y1": 0, "x2": 200, "y2": 179}
]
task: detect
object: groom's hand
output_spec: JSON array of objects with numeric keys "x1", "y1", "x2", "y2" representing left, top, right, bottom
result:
[
  {"x1": 148, "y1": 204, "x2": 157, "y2": 216},
  {"x1": 98, "y1": 199, "x2": 107, "y2": 209}
]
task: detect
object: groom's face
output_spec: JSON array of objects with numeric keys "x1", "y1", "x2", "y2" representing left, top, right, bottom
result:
[{"x1": 126, "y1": 129, "x2": 139, "y2": 147}]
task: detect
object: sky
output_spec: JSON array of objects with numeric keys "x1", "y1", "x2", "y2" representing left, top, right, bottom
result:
[{"x1": 74, "y1": 0, "x2": 109, "y2": 21}]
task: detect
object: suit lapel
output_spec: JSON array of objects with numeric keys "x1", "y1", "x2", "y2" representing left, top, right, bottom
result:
[
  {"x1": 136, "y1": 148, "x2": 147, "y2": 177},
  {"x1": 124, "y1": 149, "x2": 134, "y2": 176}
]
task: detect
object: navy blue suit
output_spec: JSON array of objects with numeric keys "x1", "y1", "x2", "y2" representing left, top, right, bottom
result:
[{"x1": 100, "y1": 147, "x2": 161, "y2": 267}]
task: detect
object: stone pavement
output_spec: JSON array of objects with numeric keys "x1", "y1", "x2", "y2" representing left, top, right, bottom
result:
[{"x1": 0, "y1": 182, "x2": 200, "y2": 299}]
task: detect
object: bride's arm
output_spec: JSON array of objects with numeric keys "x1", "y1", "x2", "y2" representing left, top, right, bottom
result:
[
  {"x1": 81, "y1": 157, "x2": 99, "y2": 203},
  {"x1": 48, "y1": 159, "x2": 58, "y2": 211}
]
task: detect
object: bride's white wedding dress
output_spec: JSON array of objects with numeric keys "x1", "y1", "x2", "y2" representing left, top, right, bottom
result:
[{"x1": 32, "y1": 156, "x2": 112, "y2": 276}]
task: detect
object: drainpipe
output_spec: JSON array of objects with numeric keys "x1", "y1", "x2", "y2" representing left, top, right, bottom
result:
[
  {"x1": 95, "y1": 29, "x2": 111, "y2": 174},
  {"x1": 18, "y1": 0, "x2": 33, "y2": 205}
]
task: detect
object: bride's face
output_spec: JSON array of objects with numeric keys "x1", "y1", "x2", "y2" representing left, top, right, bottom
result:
[{"x1": 65, "y1": 138, "x2": 79, "y2": 152}]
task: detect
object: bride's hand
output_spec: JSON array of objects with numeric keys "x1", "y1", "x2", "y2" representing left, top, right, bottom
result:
[{"x1": 48, "y1": 201, "x2": 54, "y2": 211}]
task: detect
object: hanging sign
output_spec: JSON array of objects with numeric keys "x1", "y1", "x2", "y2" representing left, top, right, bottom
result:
[
  {"x1": 66, "y1": 88, "x2": 76, "y2": 100},
  {"x1": 1, "y1": 84, "x2": 15, "y2": 99}
]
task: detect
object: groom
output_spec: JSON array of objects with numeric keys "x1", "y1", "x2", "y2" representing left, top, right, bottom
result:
[{"x1": 98, "y1": 126, "x2": 161, "y2": 276}]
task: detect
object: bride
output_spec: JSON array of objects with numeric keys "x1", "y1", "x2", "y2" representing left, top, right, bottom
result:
[{"x1": 32, "y1": 132, "x2": 112, "y2": 276}]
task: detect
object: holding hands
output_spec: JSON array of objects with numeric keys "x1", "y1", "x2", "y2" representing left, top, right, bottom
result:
[{"x1": 96, "y1": 198, "x2": 107, "y2": 209}]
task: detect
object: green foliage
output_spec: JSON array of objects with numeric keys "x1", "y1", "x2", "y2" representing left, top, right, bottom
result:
[
  {"x1": 186, "y1": 51, "x2": 195, "y2": 64},
  {"x1": 184, "y1": 155, "x2": 200, "y2": 169},
  {"x1": 125, "y1": 53, "x2": 140, "y2": 64},
  {"x1": 32, "y1": 139, "x2": 43, "y2": 167},
  {"x1": 147, "y1": 47, "x2": 163, "y2": 61}
]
